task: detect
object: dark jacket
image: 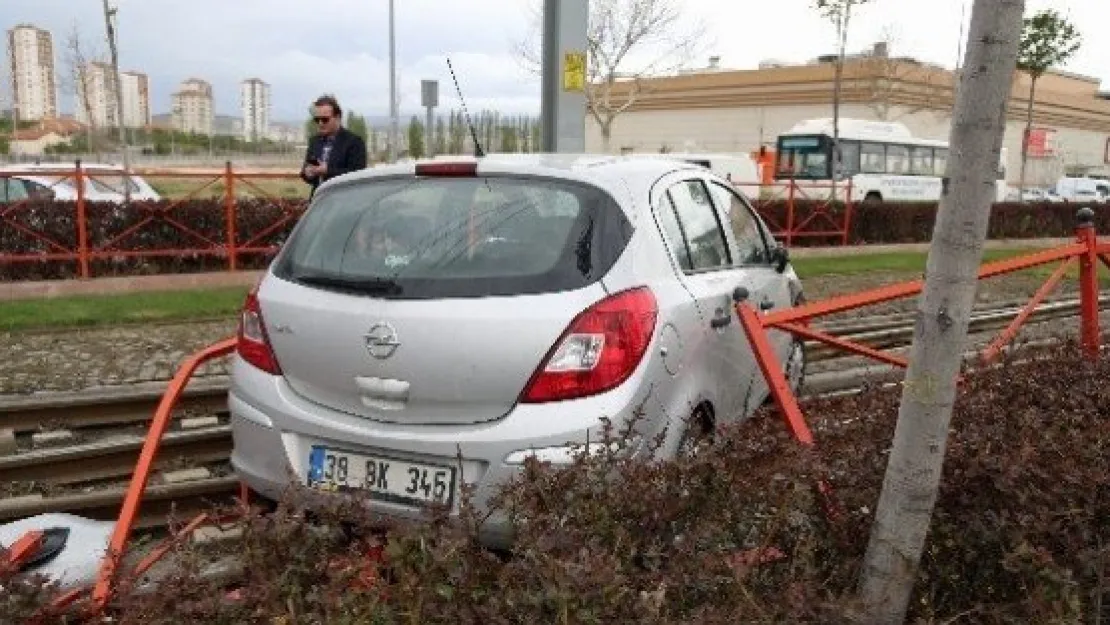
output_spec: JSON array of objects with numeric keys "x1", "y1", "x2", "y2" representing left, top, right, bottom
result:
[{"x1": 301, "y1": 127, "x2": 368, "y2": 192}]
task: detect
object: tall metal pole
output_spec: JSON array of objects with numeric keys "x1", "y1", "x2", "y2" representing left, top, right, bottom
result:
[
  {"x1": 388, "y1": 0, "x2": 398, "y2": 162},
  {"x1": 102, "y1": 0, "x2": 131, "y2": 201},
  {"x1": 540, "y1": 0, "x2": 588, "y2": 153}
]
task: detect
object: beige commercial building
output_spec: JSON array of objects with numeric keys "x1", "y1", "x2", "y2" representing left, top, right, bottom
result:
[
  {"x1": 6, "y1": 24, "x2": 57, "y2": 121},
  {"x1": 171, "y1": 78, "x2": 214, "y2": 135},
  {"x1": 587, "y1": 49, "x2": 1110, "y2": 185}
]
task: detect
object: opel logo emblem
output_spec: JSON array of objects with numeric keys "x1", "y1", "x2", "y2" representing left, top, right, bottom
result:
[{"x1": 364, "y1": 322, "x2": 400, "y2": 359}]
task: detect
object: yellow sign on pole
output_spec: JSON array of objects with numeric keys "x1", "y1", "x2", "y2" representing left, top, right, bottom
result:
[{"x1": 562, "y1": 51, "x2": 586, "y2": 92}]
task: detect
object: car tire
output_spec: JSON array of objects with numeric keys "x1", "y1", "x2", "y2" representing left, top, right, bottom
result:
[
  {"x1": 677, "y1": 404, "x2": 714, "y2": 458},
  {"x1": 785, "y1": 292, "x2": 807, "y2": 395}
]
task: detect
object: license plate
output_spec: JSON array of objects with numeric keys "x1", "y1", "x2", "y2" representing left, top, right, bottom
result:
[{"x1": 307, "y1": 446, "x2": 456, "y2": 507}]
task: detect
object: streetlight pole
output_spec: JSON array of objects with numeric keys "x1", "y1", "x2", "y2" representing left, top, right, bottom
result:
[{"x1": 388, "y1": 0, "x2": 399, "y2": 162}]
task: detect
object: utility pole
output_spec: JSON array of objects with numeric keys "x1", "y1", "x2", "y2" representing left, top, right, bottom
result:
[
  {"x1": 540, "y1": 0, "x2": 588, "y2": 153},
  {"x1": 388, "y1": 0, "x2": 399, "y2": 162},
  {"x1": 101, "y1": 0, "x2": 131, "y2": 201}
]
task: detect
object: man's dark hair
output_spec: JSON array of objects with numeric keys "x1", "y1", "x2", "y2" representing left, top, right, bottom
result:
[{"x1": 313, "y1": 94, "x2": 342, "y2": 118}]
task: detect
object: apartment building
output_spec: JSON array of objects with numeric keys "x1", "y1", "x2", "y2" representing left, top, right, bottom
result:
[
  {"x1": 74, "y1": 63, "x2": 152, "y2": 129},
  {"x1": 6, "y1": 24, "x2": 57, "y2": 121},
  {"x1": 120, "y1": 70, "x2": 151, "y2": 128},
  {"x1": 240, "y1": 78, "x2": 270, "y2": 142},
  {"x1": 171, "y1": 78, "x2": 214, "y2": 135}
]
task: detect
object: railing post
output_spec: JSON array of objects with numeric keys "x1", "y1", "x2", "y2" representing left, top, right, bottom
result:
[
  {"x1": 785, "y1": 178, "x2": 796, "y2": 247},
  {"x1": 1076, "y1": 207, "x2": 1100, "y2": 359},
  {"x1": 74, "y1": 159, "x2": 90, "y2": 279},
  {"x1": 841, "y1": 179, "x2": 854, "y2": 246},
  {"x1": 224, "y1": 161, "x2": 237, "y2": 271}
]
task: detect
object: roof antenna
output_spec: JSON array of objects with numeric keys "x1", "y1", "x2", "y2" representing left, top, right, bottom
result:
[{"x1": 447, "y1": 58, "x2": 484, "y2": 158}]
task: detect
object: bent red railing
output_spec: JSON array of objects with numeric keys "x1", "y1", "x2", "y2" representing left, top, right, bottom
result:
[
  {"x1": 737, "y1": 207, "x2": 1106, "y2": 448},
  {"x1": 26, "y1": 338, "x2": 242, "y2": 618}
]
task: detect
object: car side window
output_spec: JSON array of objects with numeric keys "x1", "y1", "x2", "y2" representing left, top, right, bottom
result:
[
  {"x1": 22, "y1": 180, "x2": 52, "y2": 200},
  {"x1": 708, "y1": 182, "x2": 771, "y2": 265},
  {"x1": 665, "y1": 179, "x2": 731, "y2": 272},
  {"x1": 3, "y1": 179, "x2": 29, "y2": 202},
  {"x1": 654, "y1": 193, "x2": 693, "y2": 272}
]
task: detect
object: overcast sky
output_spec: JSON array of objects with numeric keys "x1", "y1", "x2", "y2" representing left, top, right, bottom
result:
[{"x1": 2, "y1": 0, "x2": 1106, "y2": 123}]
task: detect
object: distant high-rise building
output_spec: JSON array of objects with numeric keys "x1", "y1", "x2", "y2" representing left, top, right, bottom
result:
[
  {"x1": 240, "y1": 78, "x2": 270, "y2": 142},
  {"x1": 171, "y1": 78, "x2": 214, "y2": 135},
  {"x1": 75, "y1": 63, "x2": 151, "y2": 129},
  {"x1": 6, "y1": 24, "x2": 58, "y2": 121},
  {"x1": 120, "y1": 71, "x2": 151, "y2": 128}
]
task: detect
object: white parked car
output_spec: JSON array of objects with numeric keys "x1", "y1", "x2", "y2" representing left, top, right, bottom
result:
[{"x1": 1, "y1": 163, "x2": 161, "y2": 203}]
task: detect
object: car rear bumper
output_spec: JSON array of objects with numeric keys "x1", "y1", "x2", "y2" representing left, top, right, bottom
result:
[{"x1": 227, "y1": 355, "x2": 656, "y2": 549}]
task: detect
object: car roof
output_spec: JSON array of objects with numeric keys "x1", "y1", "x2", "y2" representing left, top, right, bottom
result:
[{"x1": 326, "y1": 153, "x2": 707, "y2": 197}]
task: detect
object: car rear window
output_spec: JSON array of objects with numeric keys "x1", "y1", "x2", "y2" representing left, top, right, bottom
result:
[{"x1": 273, "y1": 174, "x2": 632, "y2": 299}]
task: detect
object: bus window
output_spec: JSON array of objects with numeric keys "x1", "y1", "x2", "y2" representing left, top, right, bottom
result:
[
  {"x1": 910, "y1": 147, "x2": 934, "y2": 175},
  {"x1": 933, "y1": 149, "x2": 949, "y2": 176},
  {"x1": 861, "y1": 143, "x2": 886, "y2": 173},
  {"x1": 837, "y1": 141, "x2": 860, "y2": 176},
  {"x1": 886, "y1": 145, "x2": 911, "y2": 174},
  {"x1": 775, "y1": 135, "x2": 831, "y2": 179}
]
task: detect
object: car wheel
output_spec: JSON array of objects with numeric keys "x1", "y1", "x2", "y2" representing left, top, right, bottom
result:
[
  {"x1": 785, "y1": 292, "x2": 807, "y2": 395},
  {"x1": 677, "y1": 405, "x2": 714, "y2": 458}
]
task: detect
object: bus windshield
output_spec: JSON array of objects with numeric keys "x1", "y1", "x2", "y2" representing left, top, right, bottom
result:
[{"x1": 775, "y1": 135, "x2": 831, "y2": 179}]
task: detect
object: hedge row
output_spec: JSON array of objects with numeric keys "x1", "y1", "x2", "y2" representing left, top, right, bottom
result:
[
  {"x1": 0, "y1": 198, "x2": 306, "y2": 281},
  {"x1": 4, "y1": 342, "x2": 1108, "y2": 622},
  {"x1": 0, "y1": 198, "x2": 1103, "y2": 280}
]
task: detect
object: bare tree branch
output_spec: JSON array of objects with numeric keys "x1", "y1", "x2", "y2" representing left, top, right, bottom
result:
[
  {"x1": 862, "y1": 27, "x2": 940, "y2": 121},
  {"x1": 512, "y1": 0, "x2": 711, "y2": 151},
  {"x1": 64, "y1": 21, "x2": 107, "y2": 152}
]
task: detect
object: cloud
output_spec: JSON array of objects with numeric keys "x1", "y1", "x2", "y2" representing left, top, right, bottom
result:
[{"x1": 2, "y1": 0, "x2": 1106, "y2": 125}]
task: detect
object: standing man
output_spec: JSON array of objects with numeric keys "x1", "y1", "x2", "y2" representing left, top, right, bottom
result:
[{"x1": 301, "y1": 94, "x2": 368, "y2": 195}]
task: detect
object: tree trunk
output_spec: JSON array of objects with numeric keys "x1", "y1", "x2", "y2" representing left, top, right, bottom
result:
[
  {"x1": 857, "y1": 0, "x2": 1025, "y2": 622},
  {"x1": 601, "y1": 123, "x2": 612, "y2": 154},
  {"x1": 1018, "y1": 75, "x2": 1037, "y2": 202},
  {"x1": 102, "y1": 0, "x2": 131, "y2": 202}
]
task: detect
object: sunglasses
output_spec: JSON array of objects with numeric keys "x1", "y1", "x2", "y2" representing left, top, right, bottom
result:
[{"x1": 314, "y1": 116, "x2": 332, "y2": 124}]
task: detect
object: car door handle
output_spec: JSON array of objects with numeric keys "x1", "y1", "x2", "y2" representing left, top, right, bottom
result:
[{"x1": 710, "y1": 308, "x2": 732, "y2": 329}]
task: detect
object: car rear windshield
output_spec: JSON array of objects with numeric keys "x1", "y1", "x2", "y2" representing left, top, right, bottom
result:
[{"x1": 273, "y1": 174, "x2": 632, "y2": 299}]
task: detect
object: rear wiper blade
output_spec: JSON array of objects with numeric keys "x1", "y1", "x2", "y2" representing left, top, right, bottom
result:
[{"x1": 292, "y1": 272, "x2": 403, "y2": 295}]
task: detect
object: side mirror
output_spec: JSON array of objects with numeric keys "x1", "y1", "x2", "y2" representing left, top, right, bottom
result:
[{"x1": 771, "y1": 244, "x2": 790, "y2": 273}]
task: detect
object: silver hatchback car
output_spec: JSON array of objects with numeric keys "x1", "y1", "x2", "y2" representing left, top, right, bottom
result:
[{"x1": 229, "y1": 154, "x2": 805, "y2": 546}]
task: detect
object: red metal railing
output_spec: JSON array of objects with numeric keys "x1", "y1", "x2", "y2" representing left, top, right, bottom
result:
[
  {"x1": 737, "y1": 207, "x2": 1106, "y2": 448},
  {"x1": 0, "y1": 163, "x2": 305, "y2": 279},
  {"x1": 737, "y1": 179, "x2": 854, "y2": 247}
]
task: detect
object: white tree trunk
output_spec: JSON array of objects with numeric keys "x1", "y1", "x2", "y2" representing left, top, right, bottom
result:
[{"x1": 857, "y1": 1, "x2": 1025, "y2": 622}]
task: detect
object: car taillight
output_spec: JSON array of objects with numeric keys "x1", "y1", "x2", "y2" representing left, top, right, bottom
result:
[
  {"x1": 521, "y1": 287, "x2": 658, "y2": 403},
  {"x1": 414, "y1": 161, "x2": 477, "y2": 176},
  {"x1": 236, "y1": 290, "x2": 282, "y2": 375}
]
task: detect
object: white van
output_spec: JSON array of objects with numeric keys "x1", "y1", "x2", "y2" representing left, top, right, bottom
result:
[{"x1": 1055, "y1": 176, "x2": 1109, "y2": 203}]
